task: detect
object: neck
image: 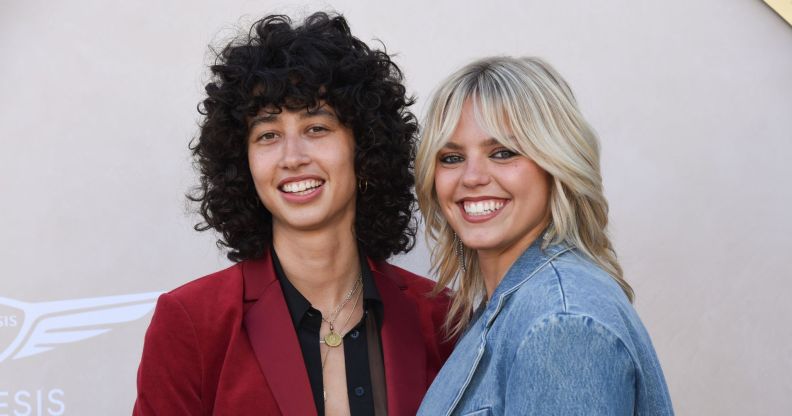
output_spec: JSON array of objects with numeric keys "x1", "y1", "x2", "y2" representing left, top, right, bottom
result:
[
  {"x1": 477, "y1": 250, "x2": 514, "y2": 300},
  {"x1": 272, "y1": 221, "x2": 361, "y2": 313},
  {"x1": 477, "y1": 220, "x2": 550, "y2": 300}
]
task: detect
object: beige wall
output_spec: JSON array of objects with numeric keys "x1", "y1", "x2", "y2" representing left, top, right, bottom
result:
[{"x1": 1, "y1": 0, "x2": 790, "y2": 414}]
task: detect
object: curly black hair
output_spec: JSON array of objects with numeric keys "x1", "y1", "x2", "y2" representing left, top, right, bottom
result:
[{"x1": 188, "y1": 12, "x2": 418, "y2": 262}]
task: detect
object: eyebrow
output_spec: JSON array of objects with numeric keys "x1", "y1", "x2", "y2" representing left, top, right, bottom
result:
[
  {"x1": 248, "y1": 107, "x2": 337, "y2": 128},
  {"x1": 302, "y1": 107, "x2": 336, "y2": 119},
  {"x1": 249, "y1": 113, "x2": 278, "y2": 126},
  {"x1": 441, "y1": 137, "x2": 501, "y2": 150}
]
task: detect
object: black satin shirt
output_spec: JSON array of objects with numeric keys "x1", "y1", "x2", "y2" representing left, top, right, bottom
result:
[{"x1": 271, "y1": 248, "x2": 383, "y2": 416}]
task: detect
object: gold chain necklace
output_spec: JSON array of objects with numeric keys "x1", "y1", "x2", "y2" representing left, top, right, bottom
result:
[
  {"x1": 319, "y1": 275, "x2": 362, "y2": 347},
  {"x1": 321, "y1": 288, "x2": 362, "y2": 402}
]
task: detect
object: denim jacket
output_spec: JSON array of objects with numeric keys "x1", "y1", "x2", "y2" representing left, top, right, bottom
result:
[{"x1": 418, "y1": 240, "x2": 674, "y2": 415}]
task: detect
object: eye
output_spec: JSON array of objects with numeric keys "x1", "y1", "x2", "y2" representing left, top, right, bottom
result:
[
  {"x1": 491, "y1": 148, "x2": 518, "y2": 160},
  {"x1": 254, "y1": 131, "x2": 279, "y2": 142},
  {"x1": 438, "y1": 153, "x2": 464, "y2": 164},
  {"x1": 306, "y1": 125, "x2": 330, "y2": 136}
]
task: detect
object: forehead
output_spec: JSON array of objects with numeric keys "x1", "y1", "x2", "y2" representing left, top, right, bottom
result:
[
  {"x1": 441, "y1": 101, "x2": 509, "y2": 149},
  {"x1": 255, "y1": 101, "x2": 337, "y2": 117},
  {"x1": 248, "y1": 104, "x2": 338, "y2": 126}
]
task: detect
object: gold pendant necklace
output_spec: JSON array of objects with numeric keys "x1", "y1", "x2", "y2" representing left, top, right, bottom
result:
[
  {"x1": 323, "y1": 330, "x2": 343, "y2": 347},
  {"x1": 320, "y1": 275, "x2": 362, "y2": 348},
  {"x1": 321, "y1": 288, "x2": 363, "y2": 401}
]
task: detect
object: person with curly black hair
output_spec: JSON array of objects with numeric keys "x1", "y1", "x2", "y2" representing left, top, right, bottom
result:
[{"x1": 134, "y1": 12, "x2": 453, "y2": 416}]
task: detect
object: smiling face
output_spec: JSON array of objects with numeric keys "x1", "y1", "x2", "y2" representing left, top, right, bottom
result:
[
  {"x1": 247, "y1": 104, "x2": 357, "y2": 235},
  {"x1": 434, "y1": 99, "x2": 551, "y2": 259}
]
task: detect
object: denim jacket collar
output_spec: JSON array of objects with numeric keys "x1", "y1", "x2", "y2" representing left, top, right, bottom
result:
[{"x1": 480, "y1": 238, "x2": 573, "y2": 329}]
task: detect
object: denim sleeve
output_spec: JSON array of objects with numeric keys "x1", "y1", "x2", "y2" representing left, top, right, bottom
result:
[{"x1": 505, "y1": 313, "x2": 636, "y2": 415}]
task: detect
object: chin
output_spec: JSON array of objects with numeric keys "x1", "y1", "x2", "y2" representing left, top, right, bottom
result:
[
  {"x1": 457, "y1": 232, "x2": 503, "y2": 251},
  {"x1": 274, "y1": 212, "x2": 327, "y2": 230},
  {"x1": 464, "y1": 242, "x2": 501, "y2": 252}
]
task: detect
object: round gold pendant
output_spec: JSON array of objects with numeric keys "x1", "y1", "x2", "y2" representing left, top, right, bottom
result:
[{"x1": 324, "y1": 331, "x2": 342, "y2": 347}]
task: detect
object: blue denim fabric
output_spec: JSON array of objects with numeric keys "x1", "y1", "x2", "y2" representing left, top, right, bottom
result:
[{"x1": 418, "y1": 239, "x2": 674, "y2": 415}]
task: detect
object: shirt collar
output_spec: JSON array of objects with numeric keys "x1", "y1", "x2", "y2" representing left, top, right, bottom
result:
[{"x1": 271, "y1": 246, "x2": 382, "y2": 329}]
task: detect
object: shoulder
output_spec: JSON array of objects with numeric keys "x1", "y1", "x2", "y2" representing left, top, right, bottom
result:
[
  {"x1": 501, "y1": 248, "x2": 659, "y2": 367},
  {"x1": 371, "y1": 260, "x2": 445, "y2": 298},
  {"x1": 166, "y1": 262, "x2": 244, "y2": 309},
  {"x1": 169, "y1": 262, "x2": 243, "y2": 296},
  {"x1": 375, "y1": 260, "x2": 452, "y2": 331},
  {"x1": 499, "y1": 249, "x2": 647, "y2": 354},
  {"x1": 511, "y1": 313, "x2": 637, "y2": 383},
  {"x1": 513, "y1": 313, "x2": 637, "y2": 389},
  {"x1": 370, "y1": 259, "x2": 450, "y2": 323},
  {"x1": 508, "y1": 249, "x2": 631, "y2": 324},
  {"x1": 149, "y1": 262, "x2": 246, "y2": 336},
  {"x1": 521, "y1": 313, "x2": 631, "y2": 357},
  {"x1": 548, "y1": 249, "x2": 629, "y2": 306}
]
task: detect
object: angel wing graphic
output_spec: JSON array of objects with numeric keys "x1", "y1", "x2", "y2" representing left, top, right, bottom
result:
[{"x1": 0, "y1": 291, "x2": 161, "y2": 363}]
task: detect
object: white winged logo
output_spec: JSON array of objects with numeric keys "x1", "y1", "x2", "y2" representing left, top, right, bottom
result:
[{"x1": 0, "y1": 292, "x2": 161, "y2": 363}]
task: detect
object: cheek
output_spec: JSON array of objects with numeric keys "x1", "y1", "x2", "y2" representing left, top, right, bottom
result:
[
  {"x1": 247, "y1": 153, "x2": 283, "y2": 199},
  {"x1": 519, "y1": 165, "x2": 551, "y2": 209},
  {"x1": 320, "y1": 136, "x2": 356, "y2": 178},
  {"x1": 247, "y1": 154, "x2": 271, "y2": 184},
  {"x1": 333, "y1": 150, "x2": 357, "y2": 186},
  {"x1": 334, "y1": 129, "x2": 356, "y2": 163},
  {"x1": 247, "y1": 152, "x2": 262, "y2": 180},
  {"x1": 433, "y1": 170, "x2": 456, "y2": 203}
]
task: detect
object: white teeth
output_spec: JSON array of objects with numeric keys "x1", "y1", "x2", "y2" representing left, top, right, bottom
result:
[
  {"x1": 282, "y1": 179, "x2": 323, "y2": 194},
  {"x1": 463, "y1": 200, "x2": 505, "y2": 216}
]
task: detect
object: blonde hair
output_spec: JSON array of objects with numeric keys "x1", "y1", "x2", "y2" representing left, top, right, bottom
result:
[{"x1": 416, "y1": 57, "x2": 634, "y2": 337}]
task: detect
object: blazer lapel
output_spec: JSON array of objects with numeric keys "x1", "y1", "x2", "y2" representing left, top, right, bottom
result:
[
  {"x1": 242, "y1": 253, "x2": 317, "y2": 416},
  {"x1": 369, "y1": 260, "x2": 427, "y2": 415}
]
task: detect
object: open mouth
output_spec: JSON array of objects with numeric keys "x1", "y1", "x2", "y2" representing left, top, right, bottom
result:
[
  {"x1": 461, "y1": 199, "x2": 506, "y2": 216},
  {"x1": 279, "y1": 179, "x2": 324, "y2": 195}
]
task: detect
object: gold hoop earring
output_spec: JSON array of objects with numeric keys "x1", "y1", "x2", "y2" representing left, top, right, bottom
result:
[{"x1": 358, "y1": 178, "x2": 368, "y2": 194}]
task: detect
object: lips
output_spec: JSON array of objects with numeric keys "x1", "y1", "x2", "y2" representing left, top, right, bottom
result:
[
  {"x1": 463, "y1": 199, "x2": 505, "y2": 216},
  {"x1": 278, "y1": 178, "x2": 325, "y2": 195},
  {"x1": 457, "y1": 197, "x2": 509, "y2": 222}
]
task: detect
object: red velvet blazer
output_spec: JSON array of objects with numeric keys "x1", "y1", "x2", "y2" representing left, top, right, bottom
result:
[{"x1": 133, "y1": 250, "x2": 453, "y2": 415}]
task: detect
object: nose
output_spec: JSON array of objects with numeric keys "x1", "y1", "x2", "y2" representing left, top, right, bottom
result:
[
  {"x1": 461, "y1": 156, "x2": 490, "y2": 188},
  {"x1": 277, "y1": 134, "x2": 311, "y2": 170}
]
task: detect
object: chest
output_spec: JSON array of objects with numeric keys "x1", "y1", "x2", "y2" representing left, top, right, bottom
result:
[
  {"x1": 418, "y1": 306, "x2": 526, "y2": 416},
  {"x1": 209, "y1": 329, "x2": 282, "y2": 415}
]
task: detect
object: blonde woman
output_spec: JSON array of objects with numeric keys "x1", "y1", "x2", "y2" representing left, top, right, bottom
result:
[{"x1": 415, "y1": 57, "x2": 673, "y2": 415}]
